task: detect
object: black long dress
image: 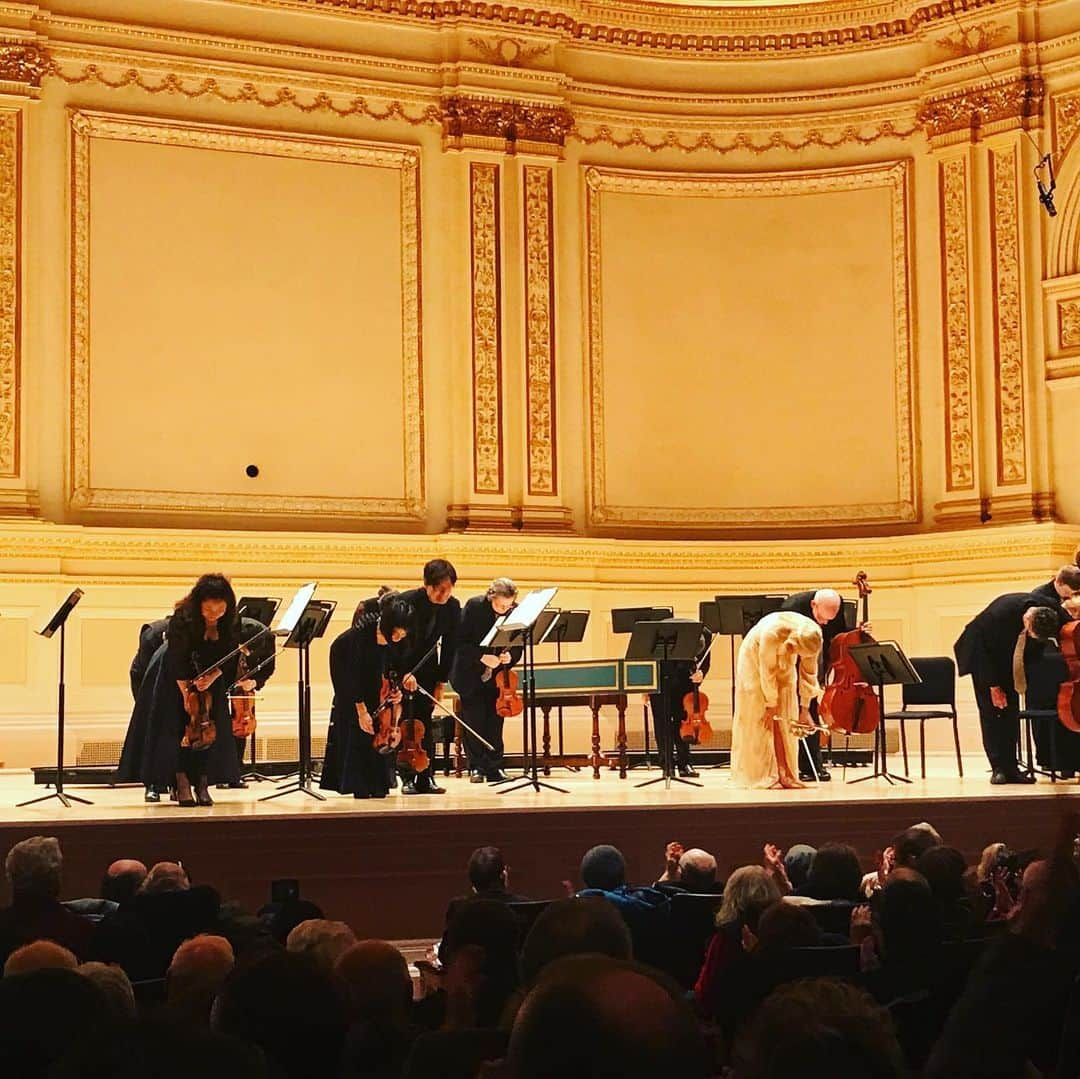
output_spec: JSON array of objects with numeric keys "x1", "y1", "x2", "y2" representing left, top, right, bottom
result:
[
  {"x1": 116, "y1": 621, "x2": 241, "y2": 788},
  {"x1": 320, "y1": 622, "x2": 391, "y2": 798}
]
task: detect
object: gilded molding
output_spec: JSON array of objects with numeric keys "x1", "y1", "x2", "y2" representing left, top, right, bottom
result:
[
  {"x1": 940, "y1": 156, "x2": 976, "y2": 493},
  {"x1": 0, "y1": 109, "x2": 18, "y2": 478},
  {"x1": 469, "y1": 162, "x2": 504, "y2": 495},
  {"x1": 918, "y1": 76, "x2": 1044, "y2": 141},
  {"x1": 443, "y1": 96, "x2": 573, "y2": 154},
  {"x1": 1060, "y1": 298, "x2": 1080, "y2": 351},
  {"x1": 989, "y1": 145, "x2": 1027, "y2": 487},
  {"x1": 467, "y1": 37, "x2": 552, "y2": 68},
  {"x1": 585, "y1": 162, "x2": 916, "y2": 529},
  {"x1": 523, "y1": 165, "x2": 557, "y2": 497},
  {"x1": 69, "y1": 110, "x2": 425, "y2": 520},
  {"x1": 1053, "y1": 89, "x2": 1080, "y2": 161},
  {"x1": 0, "y1": 42, "x2": 49, "y2": 87},
  {"x1": 933, "y1": 20, "x2": 1008, "y2": 59}
]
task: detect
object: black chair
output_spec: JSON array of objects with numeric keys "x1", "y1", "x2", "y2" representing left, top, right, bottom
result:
[
  {"x1": 506, "y1": 900, "x2": 553, "y2": 946},
  {"x1": 668, "y1": 891, "x2": 724, "y2": 988},
  {"x1": 804, "y1": 900, "x2": 855, "y2": 938},
  {"x1": 882, "y1": 656, "x2": 962, "y2": 779},
  {"x1": 1017, "y1": 648, "x2": 1064, "y2": 782}
]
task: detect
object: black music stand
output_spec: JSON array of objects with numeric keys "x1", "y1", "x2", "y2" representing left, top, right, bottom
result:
[
  {"x1": 714, "y1": 595, "x2": 787, "y2": 717},
  {"x1": 613, "y1": 607, "x2": 673, "y2": 768},
  {"x1": 496, "y1": 587, "x2": 567, "y2": 795},
  {"x1": 235, "y1": 597, "x2": 281, "y2": 783},
  {"x1": 846, "y1": 641, "x2": 919, "y2": 786},
  {"x1": 261, "y1": 599, "x2": 336, "y2": 802},
  {"x1": 20, "y1": 589, "x2": 89, "y2": 808},
  {"x1": 629, "y1": 619, "x2": 705, "y2": 790},
  {"x1": 544, "y1": 610, "x2": 590, "y2": 763}
]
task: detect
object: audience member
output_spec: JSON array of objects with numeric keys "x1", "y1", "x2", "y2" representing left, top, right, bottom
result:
[
  {"x1": 747, "y1": 900, "x2": 823, "y2": 955},
  {"x1": 77, "y1": 961, "x2": 137, "y2": 1021},
  {"x1": 438, "y1": 898, "x2": 520, "y2": 1029},
  {"x1": 166, "y1": 934, "x2": 235, "y2": 1028},
  {"x1": 285, "y1": 918, "x2": 356, "y2": 972},
  {"x1": 4, "y1": 938, "x2": 78, "y2": 976},
  {"x1": 263, "y1": 897, "x2": 324, "y2": 946},
  {"x1": 782, "y1": 844, "x2": 816, "y2": 891},
  {"x1": 140, "y1": 861, "x2": 190, "y2": 894},
  {"x1": 101, "y1": 859, "x2": 149, "y2": 905},
  {"x1": 519, "y1": 896, "x2": 632, "y2": 987},
  {"x1": 0, "y1": 836, "x2": 94, "y2": 965},
  {"x1": 656, "y1": 842, "x2": 720, "y2": 893},
  {"x1": 800, "y1": 842, "x2": 863, "y2": 902}
]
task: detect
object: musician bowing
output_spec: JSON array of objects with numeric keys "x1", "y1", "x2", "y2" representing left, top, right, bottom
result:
[
  {"x1": 451, "y1": 578, "x2": 522, "y2": 783},
  {"x1": 650, "y1": 628, "x2": 712, "y2": 778}
]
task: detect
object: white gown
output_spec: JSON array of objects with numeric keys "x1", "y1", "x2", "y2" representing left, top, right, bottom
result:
[{"x1": 730, "y1": 611, "x2": 823, "y2": 789}]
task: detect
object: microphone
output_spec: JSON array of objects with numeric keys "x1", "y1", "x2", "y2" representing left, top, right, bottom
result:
[{"x1": 1035, "y1": 154, "x2": 1057, "y2": 218}]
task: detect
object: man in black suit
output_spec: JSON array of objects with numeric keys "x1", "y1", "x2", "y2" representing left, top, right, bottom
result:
[
  {"x1": 130, "y1": 618, "x2": 169, "y2": 700},
  {"x1": 1030, "y1": 564, "x2": 1080, "y2": 609},
  {"x1": 954, "y1": 594, "x2": 1060, "y2": 784},
  {"x1": 780, "y1": 589, "x2": 845, "y2": 781},
  {"x1": 441, "y1": 846, "x2": 531, "y2": 941},
  {"x1": 399, "y1": 559, "x2": 461, "y2": 795},
  {"x1": 649, "y1": 629, "x2": 712, "y2": 779}
]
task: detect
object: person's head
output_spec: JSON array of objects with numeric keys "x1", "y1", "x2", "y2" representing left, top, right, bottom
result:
[
  {"x1": 377, "y1": 591, "x2": 414, "y2": 644},
  {"x1": 783, "y1": 844, "x2": 817, "y2": 890},
  {"x1": 782, "y1": 620, "x2": 823, "y2": 661},
  {"x1": 4, "y1": 835, "x2": 63, "y2": 899},
  {"x1": 750, "y1": 900, "x2": 822, "y2": 954},
  {"x1": 335, "y1": 940, "x2": 412, "y2": 1026},
  {"x1": 677, "y1": 848, "x2": 718, "y2": 893},
  {"x1": 915, "y1": 846, "x2": 967, "y2": 907},
  {"x1": 77, "y1": 962, "x2": 136, "y2": 1021},
  {"x1": 212, "y1": 951, "x2": 347, "y2": 1079},
  {"x1": 486, "y1": 577, "x2": 519, "y2": 615},
  {"x1": 810, "y1": 589, "x2": 842, "y2": 626},
  {"x1": 139, "y1": 861, "x2": 190, "y2": 895},
  {"x1": 520, "y1": 897, "x2": 633, "y2": 986},
  {"x1": 439, "y1": 899, "x2": 521, "y2": 1027},
  {"x1": 580, "y1": 845, "x2": 626, "y2": 892},
  {"x1": 177, "y1": 574, "x2": 238, "y2": 637},
  {"x1": 1054, "y1": 565, "x2": 1080, "y2": 598},
  {"x1": 168, "y1": 934, "x2": 235, "y2": 1004},
  {"x1": 265, "y1": 899, "x2": 324, "y2": 946},
  {"x1": 804, "y1": 843, "x2": 863, "y2": 902},
  {"x1": 718, "y1": 865, "x2": 782, "y2": 926},
  {"x1": 100, "y1": 859, "x2": 148, "y2": 905},
  {"x1": 3, "y1": 940, "x2": 78, "y2": 977},
  {"x1": 508, "y1": 955, "x2": 709, "y2": 1079},
  {"x1": 976, "y1": 842, "x2": 1008, "y2": 883},
  {"x1": 875, "y1": 873, "x2": 942, "y2": 959},
  {"x1": 735, "y1": 977, "x2": 904, "y2": 1079},
  {"x1": 1024, "y1": 605, "x2": 1060, "y2": 641},
  {"x1": 892, "y1": 826, "x2": 942, "y2": 869},
  {"x1": 422, "y1": 559, "x2": 457, "y2": 604},
  {"x1": 468, "y1": 846, "x2": 508, "y2": 893},
  {"x1": 285, "y1": 919, "x2": 356, "y2": 973}
]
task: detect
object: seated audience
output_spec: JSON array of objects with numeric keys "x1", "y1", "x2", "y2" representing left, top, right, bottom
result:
[
  {"x1": 519, "y1": 896, "x2": 632, "y2": 987},
  {"x1": 656, "y1": 841, "x2": 721, "y2": 893},
  {"x1": 285, "y1": 918, "x2": 355, "y2": 972},
  {"x1": 782, "y1": 844, "x2": 816, "y2": 891},
  {"x1": 438, "y1": 898, "x2": 520, "y2": 1029},
  {"x1": 800, "y1": 843, "x2": 864, "y2": 902},
  {"x1": 66, "y1": 859, "x2": 149, "y2": 922},
  {"x1": 4, "y1": 938, "x2": 78, "y2": 976},
  {"x1": 0, "y1": 836, "x2": 94, "y2": 965},
  {"x1": 77, "y1": 961, "x2": 137, "y2": 1021},
  {"x1": 166, "y1": 934, "x2": 236, "y2": 1028}
]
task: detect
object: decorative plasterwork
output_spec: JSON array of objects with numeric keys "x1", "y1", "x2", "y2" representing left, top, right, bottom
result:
[
  {"x1": 585, "y1": 161, "x2": 916, "y2": 530},
  {"x1": 0, "y1": 109, "x2": 19, "y2": 478},
  {"x1": 989, "y1": 145, "x2": 1027, "y2": 487},
  {"x1": 939, "y1": 156, "x2": 976, "y2": 494},
  {"x1": 918, "y1": 76, "x2": 1044, "y2": 142},
  {"x1": 469, "y1": 162, "x2": 504, "y2": 494},
  {"x1": 1060, "y1": 298, "x2": 1080, "y2": 351},
  {"x1": 69, "y1": 110, "x2": 425, "y2": 520},
  {"x1": 0, "y1": 41, "x2": 49, "y2": 88},
  {"x1": 523, "y1": 165, "x2": 557, "y2": 497},
  {"x1": 467, "y1": 37, "x2": 552, "y2": 68},
  {"x1": 932, "y1": 20, "x2": 1008, "y2": 59},
  {"x1": 443, "y1": 96, "x2": 573, "y2": 155},
  {"x1": 245, "y1": 0, "x2": 1004, "y2": 57},
  {"x1": 1053, "y1": 89, "x2": 1080, "y2": 162}
]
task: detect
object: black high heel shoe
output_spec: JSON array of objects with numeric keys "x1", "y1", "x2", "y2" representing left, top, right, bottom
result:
[{"x1": 194, "y1": 783, "x2": 214, "y2": 807}]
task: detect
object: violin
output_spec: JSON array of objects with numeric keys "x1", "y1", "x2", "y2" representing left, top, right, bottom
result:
[
  {"x1": 680, "y1": 684, "x2": 712, "y2": 745},
  {"x1": 373, "y1": 673, "x2": 404, "y2": 754},
  {"x1": 1057, "y1": 622, "x2": 1080, "y2": 734},
  {"x1": 819, "y1": 572, "x2": 880, "y2": 735},
  {"x1": 229, "y1": 644, "x2": 257, "y2": 740},
  {"x1": 395, "y1": 710, "x2": 430, "y2": 775},
  {"x1": 181, "y1": 674, "x2": 217, "y2": 751},
  {"x1": 495, "y1": 667, "x2": 524, "y2": 718}
]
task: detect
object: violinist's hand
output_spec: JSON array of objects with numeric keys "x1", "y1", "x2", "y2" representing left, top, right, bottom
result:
[
  {"x1": 690, "y1": 670, "x2": 704, "y2": 684},
  {"x1": 193, "y1": 672, "x2": 217, "y2": 692},
  {"x1": 357, "y1": 705, "x2": 374, "y2": 736},
  {"x1": 498, "y1": 651, "x2": 512, "y2": 665},
  {"x1": 481, "y1": 654, "x2": 502, "y2": 669},
  {"x1": 388, "y1": 688, "x2": 403, "y2": 705},
  {"x1": 402, "y1": 673, "x2": 418, "y2": 693},
  {"x1": 237, "y1": 679, "x2": 257, "y2": 693},
  {"x1": 990, "y1": 686, "x2": 1007, "y2": 710},
  {"x1": 860, "y1": 621, "x2": 873, "y2": 636}
]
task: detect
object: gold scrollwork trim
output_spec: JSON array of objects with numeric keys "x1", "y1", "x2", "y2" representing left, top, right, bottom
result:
[
  {"x1": 940, "y1": 156, "x2": 976, "y2": 493},
  {"x1": 68, "y1": 109, "x2": 425, "y2": 520},
  {"x1": 1053, "y1": 88, "x2": 1080, "y2": 162},
  {"x1": 0, "y1": 108, "x2": 19, "y2": 478},
  {"x1": 585, "y1": 161, "x2": 916, "y2": 529},
  {"x1": 989, "y1": 145, "x2": 1027, "y2": 486},
  {"x1": 470, "y1": 162, "x2": 503, "y2": 495},
  {"x1": 0, "y1": 42, "x2": 49, "y2": 88},
  {"x1": 523, "y1": 165, "x2": 557, "y2": 497},
  {"x1": 1060, "y1": 298, "x2": 1080, "y2": 351},
  {"x1": 918, "y1": 76, "x2": 1044, "y2": 141}
]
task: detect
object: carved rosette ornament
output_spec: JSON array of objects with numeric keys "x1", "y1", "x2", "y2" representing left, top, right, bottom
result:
[
  {"x1": 0, "y1": 110, "x2": 18, "y2": 476},
  {"x1": 470, "y1": 163, "x2": 503, "y2": 494},
  {"x1": 0, "y1": 42, "x2": 49, "y2": 88},
  {"x1": 940, "y1": 157, "x2": 976, "y2": 492},
  {"x1": 443, "y1": 96, "x2": 572, "y2": 156},
  {"x1": 918, "y1": 76, "x2": 1044, "y2": 141},
  {"x1": 989, "y1": 146, "x2": 1027, "y2": 486},
  {"x1": 1060, "y1": 299, "x2": 1080, "y2": 351}
]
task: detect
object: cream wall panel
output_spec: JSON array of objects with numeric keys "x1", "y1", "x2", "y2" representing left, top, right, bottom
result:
[
  {"x1": 80, "y1": 617, "x2": 143, "y2": 685},
  {"x1": 0, "y1": 619, "x2": 28, "y2": 685}
]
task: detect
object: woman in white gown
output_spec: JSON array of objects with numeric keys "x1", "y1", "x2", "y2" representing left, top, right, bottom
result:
[{"x1": 730, "y1": 611, "x2": 823, "y2": 790}]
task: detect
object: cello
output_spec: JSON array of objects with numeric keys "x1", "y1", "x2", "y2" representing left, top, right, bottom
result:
[
  {"x1": 1057, "y1": 621, "x2": 1080, "y2": 734},
  {"x1": 819, "y1": 572, "x2": 880, "y2": 735}
]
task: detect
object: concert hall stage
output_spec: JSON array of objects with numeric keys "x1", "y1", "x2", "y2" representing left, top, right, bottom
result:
[{"x1": 0, "y1": 762, "x2": 1076, "y2": 940}]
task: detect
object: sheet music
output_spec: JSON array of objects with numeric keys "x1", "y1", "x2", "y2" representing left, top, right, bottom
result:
[
  {"x1": 500, "y1": 587, "x2": 558, "y2": 632},
  {"x1": 275, "y1": 582, "x2": 317, "y2": 635}
]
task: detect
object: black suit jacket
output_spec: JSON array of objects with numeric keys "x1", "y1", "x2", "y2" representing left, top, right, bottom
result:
[
  {"x1": 781, "y1": 591, "x2": 846, "y2": 678},
  {"x1": 1030, "y1": 580, "x2": 1063, "y2": 607},
  {"x1": 450, "y1": 595, "x2": 523, "y2": 699},
  {"x1": 954, "y1": 593, "x2": 1053, "y2": 690},
  {"x1": 398, "y1": 587, "x2": 461, "y2": 688}
]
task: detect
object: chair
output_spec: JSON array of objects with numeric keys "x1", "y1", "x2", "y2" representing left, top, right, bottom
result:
[
  {"x1": 506, "y1": 900, "x2": 552, "y2": 946},
  {"x1": 667, "y1": 891, "x2": 725, "y2": 988},
  {"x1": 882, "y1": 656, "x2": 961, "y2": 779},
  {"x1": 1017, "y1": 648, "x2": 1065, "y2": 782}
]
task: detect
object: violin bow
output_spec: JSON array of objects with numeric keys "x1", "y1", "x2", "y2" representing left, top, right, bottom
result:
[
  {"x1": 411, "y1": 683, "x2": 495, "y2": 752},
  {"x1": 192, "y1": 624, "x2": 274, "y2": 686}
]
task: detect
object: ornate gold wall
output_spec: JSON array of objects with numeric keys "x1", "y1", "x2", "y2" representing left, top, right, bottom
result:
[{"x1": 1, "y1": 0, "x2": 1080, "y2": 765}]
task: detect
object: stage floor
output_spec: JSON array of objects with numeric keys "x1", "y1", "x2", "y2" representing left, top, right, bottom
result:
[{"x1": 0, "y1": 759, "x2": 1076, "y2": 938}]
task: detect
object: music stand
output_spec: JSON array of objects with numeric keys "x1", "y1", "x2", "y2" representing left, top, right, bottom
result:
[
  {"x1": 494, "y1": 587, "x2": 567, "y2": 795},
  {"x1": 20, "y1": 589, "x2": 89, "y2": 808},
  {"x1": 628, "y1": 619, "x2": 706, "y2": 790},
  {"x1": 845, "y1": 641, "x2": 919, "y2": 786},
  {"x1": 261, "y1": 599, "x2": 336, "y2": 802},
  {"x1": 235, "y1": 597, "x2": 281, "y2": 783},
  {"x1": 613, "y1": 607, "x2": 674, "y2": 768},
  {"x1": 713, "y1": 595, "x2": 787, "y2": 717},
  {"x1": 544, "y1": 611, "x2": 590, "y2": 763}
]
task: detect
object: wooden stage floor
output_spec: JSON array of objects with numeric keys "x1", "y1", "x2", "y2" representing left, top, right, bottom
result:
[{"x1": 0, "y1": 758, "x2": 1076, "y2": 939}]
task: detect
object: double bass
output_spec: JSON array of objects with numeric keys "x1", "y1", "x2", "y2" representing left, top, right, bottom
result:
[
  {"x1": 1057, "y1": 621, "x2": 1080, "y2": 734},
  {"x1": 819, "y1": 572, "x2": 880, "y2": 735}
]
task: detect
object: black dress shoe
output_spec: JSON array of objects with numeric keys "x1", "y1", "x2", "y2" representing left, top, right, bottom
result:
[
  {"x1": 1012, "y1": 771, "x2": 1037, "y2": 785},
  {"x1": 178, "y1": 798, "x2": 197, "y2": 807},
  {"x1": 144, "y1": 789, "x2": 160, "y2": 803},
  {"x1": 677, "y1": 764, "x2": 699, "y2": 778},
  {"x1": 817, "y1": 768, "x2": 832, "y2": 782},
  {"x1": 799, "y1": 771, "x2": 816, "y2": 783},
  {"x1": 991, "y1": 770, "x2": 1011, "y2": 785},
  {"x1": 426, "y1": 782, "x2": 447, "y2": 794},
  {"x1": 470, "y1": 772, "x2": 486, "y2": 784},
  {"x1": 487, "y1": 770, "x2": 510, "y2": 782},
  {"x1": 402, "y1": 780, "x2": 419, "y2": 795},
  {"x1": 1060, "y1": 770, "x2": 1076, "y2": 780}
]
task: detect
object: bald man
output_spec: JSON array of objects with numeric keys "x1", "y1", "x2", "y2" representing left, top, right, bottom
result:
[{"x1": 780, "y1": 588, "x2": 846, "y2": 781}]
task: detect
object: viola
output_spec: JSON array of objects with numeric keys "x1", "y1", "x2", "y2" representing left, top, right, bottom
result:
[
  {"x1": 396, "y1": 711, "x2": 430, "y2": 775},
  {"x1": 181, "y1": 681, "x2": 217, "y2": 750},
  {"x1": 679, "y1": 685, "x2": 712, "y2": 745},
  {"x1": 229, "y1": 645, "x2": 257, "y2": 740},
  {"x1": 495, "y1": 667, "x2": 524, "y2": 718},
  {"x1": 1057, "y1": 621, "x2": 1080, "y2": 734},
  {"x1": 373, "y1": 674, "x2": 404, "y2": 754},
  {"x1": 819, "y1": 571, "x2": 880, "y2": 735}
]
